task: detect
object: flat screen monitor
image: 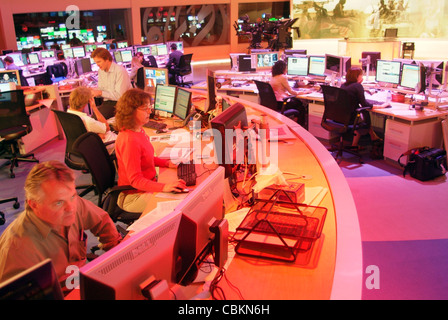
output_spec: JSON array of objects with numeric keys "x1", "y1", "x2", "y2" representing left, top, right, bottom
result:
[
  {"x1": 375, "y1": 60, "x2": 401, "y2": 84},
  {"x1": 40, "y1": 50, "x2": 55, "y2": 59},
  {"x1": 0, "y1": 70, "x2": 21, "y2": 89},
  {"x1": 120, "y1": 50, "x2": 132, "y2": 63},
  {"x1": 72, "y1": 46, "x2": 86, "y2": 58},
  {"x1": 28, "y1": 53, "x2": 40, "y2": 65},
  {"x1": 362, "y1": 51, "x2": 381, "y2": 71},
  {"x1": 238, "y1": 55, "x2": 255, "y2": 72},
  {"x1": 284, "y1": 49, "x2": 307, "y2": 56},
  {"x1": 116, "y1": 41, "x2": 128, "y2": 49},
  {"x1": 287, "y1": 56, "x2": 308, "y2": 76},
  {"x1": 136, "y1": 46, "x2": 151, "y2": 55},
  {"x1": 149, "y1": 45, "x2": 158, "y2": 56},
  {"x1": 113, "y1": 51, "x2": 122, "y2": 63},
  {"x1": 0, "y1": 259, "x2": 63, "y2": 300},
  {"x1": 96, "y1": 44, "x2": 107, "y2": 49},
  {"x1": 144, "y1": 67, "x2": 169, "y2": 92},
  {"x1": 154, "y1": 84, "x2": 177, "y2": 114},
  {"x1": 156, "y1": 44, "x2": 168, "y2": 56},
  {"x1": 308, "y1": 55, "x2": 326, "y2": 77},
  {"x1": 173, "y1": 87, "x2": 191, "y2": 121},
  {"x1": 210, "y1": 102, "x2": 249, "y2": 178},
  {"x1": 418, "y1": 60, "x2": 445, "y2": 87},
  {"x1": 400, "y1": 63, "x2": 420, "y2": 90},
  {"x1": 84, "y1": 44, "x2": 97, "y2": 53},
  {"x1": 325, "y1": 53, "x2": 344, "y2": 77},
  {"x1": 256, "y1": 52, "x2": 279, "y2": 70},
  {"x1": 63, "y1": 48, "x2": 74, "y2": 58},
  {"x1": 207, "y1": 69, "x2": 217, "y2": 113},
  {"x1": 173, "y1": 166, "x2": 226, "y2": 286},
  {"x1": 75, "y1": 58, "x2": 92, "y2": 76},
  {"x1": 6, "y1": 53, "x2": 23, "y2": 67},
  {"x1": 80, "y1": 210, "x2": 183, "y2": 300}
]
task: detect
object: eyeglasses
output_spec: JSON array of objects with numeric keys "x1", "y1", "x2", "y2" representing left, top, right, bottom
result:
[{"x1": 137, "y1": 104, "x2": 153, "y2": 113}]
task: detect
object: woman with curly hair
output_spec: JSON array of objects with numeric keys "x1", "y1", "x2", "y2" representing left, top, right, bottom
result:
[{"x1": 115, "y1": 88, "x2": 186, "y2": 213}]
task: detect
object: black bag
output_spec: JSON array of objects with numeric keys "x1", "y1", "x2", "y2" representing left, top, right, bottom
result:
[{"x1": 398, "y1": 146, "x2": 447, "y2": 181}]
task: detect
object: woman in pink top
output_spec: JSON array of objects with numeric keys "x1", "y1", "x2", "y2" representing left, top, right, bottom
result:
[{"x1": 115, "y1": 89, "x2": 186, "y2": 213}]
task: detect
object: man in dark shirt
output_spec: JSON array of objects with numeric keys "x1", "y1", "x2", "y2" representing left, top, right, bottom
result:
[{"x1": 166, "y1": 43, "x2": 183, "y2": 85}]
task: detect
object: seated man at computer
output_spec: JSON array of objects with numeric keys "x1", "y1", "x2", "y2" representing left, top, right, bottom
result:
[
  {"x1": 90, "y1": 48, "x2": 132, "y2": 119},
  {"x1": 135, "y1": 52, "x2": 150, "y2": 68},
  {"x1": 0, "y1": 160, "x2": 122, "y2": 288},
  {"x1": 3, "y1": 56, "x2": 21, "y2": 71},
  {"x1": 166, "y1": 43, "x2": 183, "y2": 85},
  {"x1": 67, "y1": 86, "x2": 117, "y2": 154}
]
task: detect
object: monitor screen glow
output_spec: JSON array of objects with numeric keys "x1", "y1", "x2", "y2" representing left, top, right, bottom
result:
[
  {"x1": 72, "y1": 46, "x2": 86, "y2": 58},
  {"x1": 375, "y1": 60, "x2": 401, "y2": 84},
  {"x1": 287, "y1": 56, "x2": 308, "y2": 76},
  {"x1": 256, "y1": 52, "x2": 278, "y2": 69},
  {"x1": 144, "y1": 67, "x2": 169, "y2": 89},
  {"x1": 308, "y1": 56, "x2": 326, "y2": 77},
  {"x1": 173, "y1": 88, "x2": 191, "y2": 120},
  {"x1": 400, "y1": 63, "x2": 420, "y2": 89},
  {"x1": 120, "y1": 50, "x2": 132, "y2": 63},
  {"x1": 154, "y1": 84, "x2": 177, "y2": 113},
  {"x1": 156, "y1": 44, "x2": 168, "y2": 56}
]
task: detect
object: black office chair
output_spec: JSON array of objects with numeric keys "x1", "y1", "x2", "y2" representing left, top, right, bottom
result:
[
  {"x1": 46, "y1": 63, "x2": 67, "y2": 83},
  {"x1": 173, "y1": 53, "x2": 193, "y2": 87},
  {"x1": 0, "y1": 197, "x2": 20, "y2": 226},
  {"x1": 135, "y1": 67, "x2": 145, "y2": 90},
  {"x1": 73, "y1": 132, "x2": 141, "y2": 226},
  {"x1": 253, "y1": 80, "x2": 307, "y2": 128},
  {"x1": 320, "y1": 85, "x2": 370, "y2": 163},
  {"x1": 51, "y1": 109, "x2": 95, "y2": 197},
  {"x1": 0, "y1": 90, "x2": 39, "y2": 178}
]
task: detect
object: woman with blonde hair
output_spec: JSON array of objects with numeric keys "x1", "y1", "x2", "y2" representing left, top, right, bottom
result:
[{"x1": 114, "y1": 88, "x2": 186, "y2": 213}]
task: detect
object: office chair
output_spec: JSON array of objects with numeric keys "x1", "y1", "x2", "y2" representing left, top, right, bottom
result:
[
  {"x1": 173, "y1": 53, "x2": 193, "y2": 87},
  {"x1": 51, "y1": 109, "x2": 95, "y2": 197},
  {"x1": 46, "y1": 64, "x2": 67, "y2": 83},
  {"x1": 253, "y1": 80, "x2": 307, "y2": 129},
  {"x1": 0, "y1": 197, "x2": 20, "y2": 226},
  {"x1": 73, "y1": 132, "x2": 141, "y2": 227},
  {"x1": 320, "y1": 85, "x2": 370, "y2": 163},
  {"x1": 0, "y1": 90, "x2": 39, "y2": 178},
  {"x1": 135, "y1": 67, "x2": 145, "y2": 90}
]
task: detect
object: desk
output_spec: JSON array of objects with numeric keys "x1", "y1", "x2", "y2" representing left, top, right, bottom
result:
[{"x1": 126, "y1": 93, "x2": 362, "y2": 300}]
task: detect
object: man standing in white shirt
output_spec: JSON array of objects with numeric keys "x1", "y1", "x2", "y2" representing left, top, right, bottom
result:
[{"x1": 90, "y1": 48, "x2": 131, "y2": 119}]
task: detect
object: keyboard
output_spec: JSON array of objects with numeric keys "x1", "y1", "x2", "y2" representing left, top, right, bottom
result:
[
  {"x1": 366, "y1": 98, "x2": 386, "y2": 105},
  {"x1": 238, "y1": 211, "x2": 320, "y2": 238},
  {"x1": 177, "y1": 163, "x2": 197, "y2": 186},
  {"x1": 144, "y1": 120, "x2": 167, "y2": 131}
]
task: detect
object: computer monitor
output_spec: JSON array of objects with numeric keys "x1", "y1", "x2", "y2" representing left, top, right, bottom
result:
[
  {"x1": 400, "y1": 63, "x2": 420, "y2": 90},
  {"x1": 28, "y1": 53, "x2": 40, "y2": 65},
  {"x1": 80, "y1": 210, "x2": 183, "y2": 300},
  {"x1": 116, "y1": 41, "x2": 128, "y2": 49},
  {"x1": 375, "y1": 59, "x2": 401, "y2": 85},
  {"x1": 325, "y1": 54, "x2": 351, "y2": 78},
  {"x1": 167, "y1": 41, "x2": 183, "y2": 52},
  {"x1": 308, "y1": 55, "x2": 326, "y2": 77},
  {"x1": 75, "y1": 58, "x2": 92, "y2": 76},
  {"x1": 173, "y1": 87, "x2": 192, "y2": 121},
  {"x1": 206, "y1": 69, "x2": 217, "y2": 113},
  {"x1": 96, "y1": 44, "x2": 107, "y2": 50},
  {"x1": 287, "y1": 56, "x2": 308, "y2": 76},
  {"x1": 361, "y1": 52, "x2": 381, "y2": 71},
  {"x1": 418, "y1": 60, "x2": 445, "y2": 87},
  {"x1": 6, "y1": 53, "x2": 24, "y2": 67},
  {"x1": 40, "y1": 50, "x2": 55, "y2": 59},
  {"x1": 113, "y1": 51, "x2": 122, "y2": 63},
  {"x1": 156, "y1": 44, "x2": 168, "y2": 56},
  {"x1": 173, "y1": 166, "x2": 226, "y2": 286},
  {"x1": 238, "y1": 55, "x2": 255, "y2": 72},
  {"x1": 63, "y1": 48, "x2": 74, "y2": 59},
  {"x1": 136, "y1": 45, "x2": 151, "y2": 55},
  {"x1": 0, "y1": 259, "x2": 63, "y2": 300},
  {"x1": 0, "y1": 70, "x2": 21, "y2": 91},
  {"x1": 284, "y1": 49, "x2": 307, "y2": 56},
  {"x1": 0, "y1": 59, "x2": 4, "y2": 69},
  {"x1": 149, "y1": 45, "x2": 158, "y2": 56},
  {"x1": 210, "y1": 102, "x2": 249, "y2": 179},
  {"x1": 144, "y1": 67, "x2": 169, "y2": 93},
  {"x1": 72, "y1": 46, "x2": 86, "y2": 58},
  {"x1": 256, "y1": 52, "x2": 279, "y2": 70},
  {"x1": 120, "y1": 50, "x2": 132, "y2": 63},
  {"x1": 154, "y1": 84, "x2": 177, "y2": 114},
  {"x1": 84, "y1": 44, "x2": 97, "y2": 53},
  {"x1": 384, "y1": 28, "x2": 398, "y2": 38}
]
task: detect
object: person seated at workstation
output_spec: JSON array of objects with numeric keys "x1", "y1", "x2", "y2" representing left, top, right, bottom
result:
[
  {"x1": 340, "y1": 67, "x2": 390, "y2": 149},
  {"x1": 90, "y1": 48, "x2": 132, "y2": 120},
  {"x1": 135, "y1": 51, "x2": 150, "y2": 68},
  {"x1": 269, "y1": 60, "x2": 309, "y2": 128},
  {"x1": 3, "y1": 55, "x2": 29, "y2": 86},
  {"x1": 0, "y1": 160, "x2": 122, "y2": 288},
  {"x1": 69, "y1": 33, "x2": 82, "y2": 47},
  {"x1": 67, "y1": 86, "x2": 117, "y2": 153},
  {"x1": 166, "y1": 43, "x2": 183, "y2": 85},
  {"x1": 114, "y1": 88, "x2": 187, "y2": 213},
  {"x1": 129, "y1": 56, "x2": 143, "y2": 83}
]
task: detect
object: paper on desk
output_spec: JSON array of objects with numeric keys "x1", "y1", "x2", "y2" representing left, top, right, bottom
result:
[{"x1": 126, "y1": 199, "x2": 182, "y2": 234}]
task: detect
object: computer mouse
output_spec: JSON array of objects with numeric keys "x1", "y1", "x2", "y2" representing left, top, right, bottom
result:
[
  {"x1": 156, "y1": 129, "x2": 168, "y2": 134},
  {"x1": 384, "y1": 104, "x2": 392, "y2": 108},
  {"x1": 172, "y1": 188, "x2": 189, "y2": 194}
]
